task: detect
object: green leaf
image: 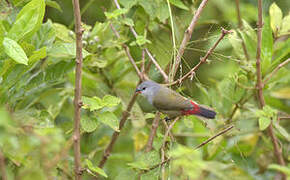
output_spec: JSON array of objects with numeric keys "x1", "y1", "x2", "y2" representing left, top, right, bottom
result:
[
  {"x1": 274, "y1": 123, "x2": 290, "y2": 141},
  {"x1": 29, "y1": 47, "x2": 46, "y2": 64},
  {"x1": 280, "y1": 13, "x2": 290, "y2": 36},
  {"x1": 121, "y1": 18, "x2": 134, "y2": 26},
  {"x1": 47, "y1": 42, "x2": 90, "y2": 60},
  {"x1": 105, "y1": 9, "x2": 128, "y2": 19},
  {"x1": 169, "y1": 0, "x2": 189, "y2": 10},
  {"x1": 269, "y1": 3, "x2": 282, "y2": 35},
  {"x1": 53, "y1": 23, "x2": 74, "y2": 43},
  {"x1": 119, "y1": 0, "x2": 138, "y2": 9},
  {"x1": 256, "y1": 105, "x2": 277, "y2": 130},
  {"x1": 98, "y1": 111, "x2": 119, "y2": 132},
  {"x1": 3, "y1": 37, "x2": 28, "y2": 65},
  {"x1": 258, "y1": 117, "x2": 270, "y2": 131},
  {"x1": 228, "y1": 30, "x2": 245, "y2": 59},
  {"x1": 32, "y1": 20, "x2": 55, "y2": 49},
  {"x1": 272, "y1": 38, "x2": 290, "y2": 65},
  {"x1": 261, "y1": 17, "x2": 273, "y2": 75},
  {"x1": 268, "y1": 164, "x2": 290, "y2": 176},
  {"x1": 85, "y1": 159, "x2": 108, "y2": 178},
  {"x1": 127, "y1": 151, "x2": 160, "y2": 170},
  {"x1": 45, "y1": 0, "x2": 62, "y2": 12},
  {"x1": 134, "y1": 35, "x2": 151, "y2": 46},
  {"x1": 81, "y1": 116, "x2": 98, "y2": 133},
  {"x1": 82, "y1": 96, "x2": 103, "y2": 111},
  {"x1": 102, "y1": 95, "x2": 121, "y2": 107},
  {"x1": 8, "y1": 0, "x2": 45, "y2": 41}
]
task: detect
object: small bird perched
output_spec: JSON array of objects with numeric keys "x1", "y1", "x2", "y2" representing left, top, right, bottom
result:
[{"x1": 135, "y1": 80, "x2": 216, "y2": 119}]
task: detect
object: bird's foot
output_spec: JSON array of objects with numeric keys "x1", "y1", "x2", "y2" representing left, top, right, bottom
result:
[{"x1": 164, "y1": 117, "x2": 172, "y2": 122}]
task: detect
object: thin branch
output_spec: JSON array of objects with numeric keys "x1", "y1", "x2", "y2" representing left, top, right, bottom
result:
[
  {"x1": 161, "y1": 117, "x2": 179, "y2": 149},
  {"x1": 172, "y1": 0, "x2": 210, "y2": 78},
  {"x1": 98, "y1": 92, "x2": 138, "y2": 168},
  {"x1": 161, "y1": 119, "x2": 175, "y2": 141},
  {"x1": 195, "y1": 125, "x2": 234, "y2": 149},
  {"x1": 256, "y1": 0, "x2": 265, "y2": 107},
  {"x1": 141, "y1": 49, "x2": 146, "y2": 73},
  {"x1": 72, "y1": 0, "x2": 83, "y2": 178},
  {"x1": 0, "y1": 150, "x2": 7, "y2": 180},
  {"x1": 263, "y1": 58, "x2": 290, "y2": 85},
  {"x1": 256, "y1": 1, "x2": 286, "y2": 179},
  {"x1": 113, "y1": 0, "x2": 169, "y2": 82},
  {"x1": 145, "y1": 112, "x2": 161, "y2": 152},
  {"x1": 140, "y1": 158, "x2": 171, "y2": 175},
  {"x1": 234, "y1": 0, "x2": 250, "y2": 61},
  {"x1": 167, "y1": 28, "x2": 232, "y2": 86},
  {"x1": 109, "y1": 23, "x2": 146, "y2": 81}
]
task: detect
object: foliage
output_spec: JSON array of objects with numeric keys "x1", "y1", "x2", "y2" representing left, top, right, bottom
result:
[{"x1": 0, "y1": 0, "x2": 289, "y2": 179}]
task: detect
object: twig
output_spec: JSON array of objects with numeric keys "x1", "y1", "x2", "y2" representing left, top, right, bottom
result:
[
  {"x1": 167, "y1": 28, "x2": 232, "y2": 86},
  {"x1": 161, "y1": 117, "x2": 179, "y2": 149},
  {"x1": 109, "y1": 23, "x2": 146, "y2": 81},
  {"x1": 195, "y1": 125, "x2": 234, "y2": 149},
  {"x1": 98, "y1": 92, "x2": 138, "y2": 168},
  {"x1": 72, "y1": 0, "x2": 83, "y2": 178},
  {"x1": 234, "y1": 0, "x2": 250, "y2": 61},
  {"x1": 145, "y1": 112, "x2": 161, "y2": 152},
  {"x1": 172, "y1": 0, "x2": 210, "y2": 78},
  {"x1": 0, "y1": 150, "x2": 7, "y2": 180},
  {"x1": 140, "y1": 158, "x2": 171, "y2": 175},
  {"x1": 161, "y1": 119, "x2": 175, "y2": 141},
  {"x1": 263, "y1": 58, "x2": 290, "y2": 85},
  {"x1": 141, "y1": 50, "x2": 146, "y2": 73},
  {"x1": 256, "y1": 1, "x2": 286, "y2": 179},
  {"x1": 113, "y1": 0, "x2": 169, "y2": 82}
]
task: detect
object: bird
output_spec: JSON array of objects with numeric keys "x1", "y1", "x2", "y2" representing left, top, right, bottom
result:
[{"x1": 135, "y1": 80, "x2": 216, "y2": 119}]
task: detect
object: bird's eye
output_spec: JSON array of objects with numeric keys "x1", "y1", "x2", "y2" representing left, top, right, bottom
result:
[{"x1": 142, "y1": 87, "x2": 146, "y2": 90}]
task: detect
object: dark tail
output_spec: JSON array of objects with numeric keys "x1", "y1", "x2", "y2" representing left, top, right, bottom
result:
[{"x1": 197, "y1": 106, "x2": 216, "y2": 119}]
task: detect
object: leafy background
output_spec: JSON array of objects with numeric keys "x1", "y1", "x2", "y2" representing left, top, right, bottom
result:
[{"x1": 0, "y1": 0, "x2": 289, "y2": 179}]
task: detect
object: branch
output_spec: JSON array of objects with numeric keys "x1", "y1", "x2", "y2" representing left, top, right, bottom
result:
[
  {"x1": 72, "y1": 0, "x2": 83, "y2": 178},
  {"x1": 256, "y1": 1, "x2": 286, "y2": 179},
  {"x1": 113, "y1": 0, "x2": 169, "y2": 82},
  {"x1": 234, "y1": 0, "x2": 250, "y2": 61},
  {"x1": 145, "y1": 112, "x2": 161, "y2": 152},
  {"x1": 98, "y1": 92, "x2": 138, "y2": 168},
  {"x1": 263, "y1": 58, "x2": 290, "y2": 85},
  {"x1": 109, "y1": 23, "x2": 146, "y2": 81},
  {"x1": 172, "y1": 0, "x2": 210, "y2": 78},
  {"x1": 161, "y1": 117, "x2": 179, "y2": 149},
  {"x1": 195, "y1": 125, "x2": 234, "y2": 149},
  {"x1": 0, "y1": 150, "x2": 7, "y2": 180},
  {"x1": 167, "y1": 28, "x2": 232, "y2": 86},
  {"x1": 161, "y1": 118, "x2": 175, "y2": 141}
]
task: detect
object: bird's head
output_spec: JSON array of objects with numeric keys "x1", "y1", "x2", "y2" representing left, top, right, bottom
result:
[{"x1": 135, "y1": 80, "x2": 160, "y2": 97}]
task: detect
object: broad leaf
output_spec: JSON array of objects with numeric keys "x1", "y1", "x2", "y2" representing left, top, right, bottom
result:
[
  {"x1": 3, "y1": 37, "x2": 28, "y2": 65},
  {"x1": 81, "y1": 116, "x2": 98, "y2": 133},
  {"x1": 8, "y1": 0, "x2": 45, "y2": 41},
  {"x1": 169, "y1": 0, "x2": 189, "y2": 10},
  {"x1": 86, "y1": 159, "x2": 108, "y2": 178},
  {"x1": 98, "y1": 111, "x2": 119, "y2": 132},
  {"x1": 269, "y1": 3, "x2": 282, "y2": 35}
]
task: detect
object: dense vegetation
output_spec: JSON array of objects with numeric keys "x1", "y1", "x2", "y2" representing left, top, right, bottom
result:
[{"x1": 0, "y1": 0, "x2": 289, "y2": 179}]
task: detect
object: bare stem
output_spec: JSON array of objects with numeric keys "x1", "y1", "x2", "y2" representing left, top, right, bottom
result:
[
  {"x1": 167, "y1": 28, "x2": 232, "y2": 86},
  {"x1": 263, "y1": 58, "x2": 290, "y2": 85},
  {"x1": 0, "y1": 150, "x2": 7, "y2": 180},
  {"x1": 72, "y1": 0, "x2": 83, "y2": 178},
  {"x1": 145, "y1": 112, "x2": 161, "y2": 152},
  {"x1": 172, "y1": 0, "x2": 210, "y2": 78},
  {"x1": 113, "y1": 0, "x2": 169, "y2": 82},
  {"x1": 195, "y1": 125, "x2": 234, "y2": 149},
  {"x1": 109, "y1": 23, "x2": 146, "y2": 81},
  {"x1": 256, "y1": 1, "x2": 286, "y2": 179},
  {"x1": 234, "y1": 0, "x2": 250, "y2": 61},
  {"x1": 98, "y1": 92, "x2": 138, "y2": 168}
]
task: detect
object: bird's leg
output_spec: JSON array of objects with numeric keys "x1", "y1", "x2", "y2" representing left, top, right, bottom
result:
[{"x1": 164, "y1": 117, "x2": 172, "y2": 122}]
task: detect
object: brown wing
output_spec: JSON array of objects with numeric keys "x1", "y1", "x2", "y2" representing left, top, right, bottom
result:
[{"x1": 153, "y1": 86, "x2": 192, "y2": 111}]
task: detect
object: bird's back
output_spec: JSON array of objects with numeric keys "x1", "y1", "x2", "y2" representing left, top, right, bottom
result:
[{"x1": 152, "y1": 86, "x2": 192, "y2": 111}]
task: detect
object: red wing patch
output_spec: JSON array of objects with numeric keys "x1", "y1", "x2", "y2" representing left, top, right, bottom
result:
[{"x1": 181, "y1": 100, "x2": 200, "y2": 115}]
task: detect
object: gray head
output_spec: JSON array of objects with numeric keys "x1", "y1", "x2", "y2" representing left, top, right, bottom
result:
[{"x1": 135, "y1": 80, "x2": 161, "y2": 104}]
